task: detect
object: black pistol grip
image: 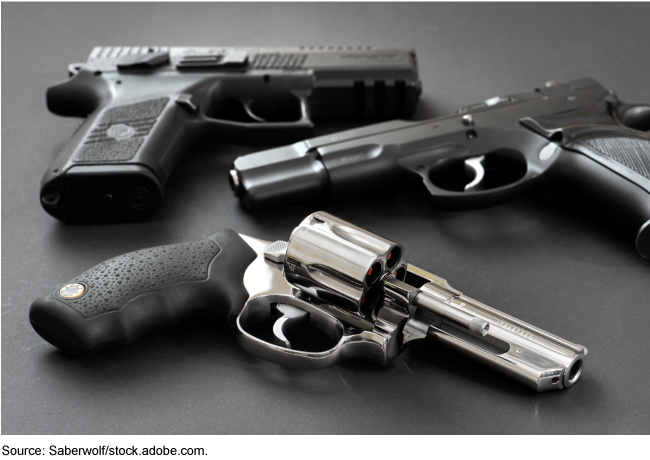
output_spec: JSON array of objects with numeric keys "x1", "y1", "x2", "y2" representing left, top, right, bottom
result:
[
  {"x1": 40, "y1": 95, "x2": 194, "y2": 224},
  {"x1": 29, "y1": 230, "x2": 257, "y2": 355},
  {"x1": 557, "y1": 129, "x2": 650, "y2": 258}
]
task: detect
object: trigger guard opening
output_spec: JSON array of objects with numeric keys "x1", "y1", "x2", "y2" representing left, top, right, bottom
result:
[
  {"x1": 235, "y1": 295, "x2": 388, "y2": 369},
  {"x1": 424, "y1": 169, "x2": 541, "y2": 210},
  {"x1": 422, "y1": 152, "x2": 541, "y2": 210},
  {"x1": 428, "y1": 150, "x2": 528, "y2": 194},
  {"x1": 237, "y1": 294, "x2": 343, "y2": 350}
]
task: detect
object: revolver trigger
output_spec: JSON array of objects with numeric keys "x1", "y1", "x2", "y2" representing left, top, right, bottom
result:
[
  {"x1": 463, "y1": 155, "x2": 486, "y2": 191},
  {"x1": 272, "y1": 304, "x2": 309, "y2": 349}
]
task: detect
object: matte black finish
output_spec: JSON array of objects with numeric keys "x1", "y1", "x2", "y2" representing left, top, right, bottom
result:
[
  {"x1": 4, "y1": 2, "x2": 650, "y2": 436},
  {"x1": 547, "y1": 151, "x2": 650, "y2": 258},
  {"x1": 40, "y1": 46, "x2": 420, "y2": 224},
  {"x1": 232, "y1": 79, "x2": 650, "y2": 257},
  {"x1": 29, "y1": 230, "x2": 256, "y2": 355}
]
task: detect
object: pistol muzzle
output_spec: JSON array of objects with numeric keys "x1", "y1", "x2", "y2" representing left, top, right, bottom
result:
[{"x1": 231, "y1": 147, "x2": 330, "y2": 210}]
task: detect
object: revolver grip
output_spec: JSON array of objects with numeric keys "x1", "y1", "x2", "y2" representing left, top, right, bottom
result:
[
  {"x1": 555, "y1": 129, "x2": 650, "y2": 258},
  {"x1": 29, "y1": 230, "x2": 257, "y2": 355},
  {"x1": 40, "y1": 94, "x2": 195, "y2": 224}
]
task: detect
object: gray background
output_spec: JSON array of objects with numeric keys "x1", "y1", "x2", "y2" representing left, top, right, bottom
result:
[{"x1": 2, "y1": 2, "x2": 649, "y2": 434}]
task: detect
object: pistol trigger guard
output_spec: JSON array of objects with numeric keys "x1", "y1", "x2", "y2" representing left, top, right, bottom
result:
[
  {"x1": 272, "y1": 304, "x2": 309, "y2": 349},
  {"x1": 463, "y1": 155, "x2": 486, "y2": 191}
]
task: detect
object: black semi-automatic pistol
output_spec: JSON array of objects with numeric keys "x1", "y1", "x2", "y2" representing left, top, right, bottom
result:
[
  {"x1": 230, "y1": 78, "x2": 650, "y2": 257},
  {"x1": 41, "y1": 46, "x2": 420, "y2": 223},
  {"x1": 30, "y1": 212, "x2": 587, "y2": 392}
]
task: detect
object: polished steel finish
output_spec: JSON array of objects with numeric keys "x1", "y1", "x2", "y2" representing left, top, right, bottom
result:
[
  {"x1": 239, "y1": 234, "x2": 272, "y2": 255},
  {"x1": 237, "y1": 231, "x2": 397, "y2": 369},
  {"x1": 415, "y1": 289, "x2": 490, "y2": 336},
  {"x1": 283, "y1": 211, "x2": 405, "y2": 313},
  {"x1": 236, "y1": 213, "x2": 587, "y2": 391},
  {"x1": 272, "y1": 304, "x2": 308, "y2": 349},
  {"x1": 236, "y1": 250, "x2": 400, "y2": 369},
  {"x1": 263, "y1": 240, "x2": 288, "y2": 264},
  {"x1": 382, "y1": 275, "x2": 419, "y2": 306},
  {"x1": 469, "y1": 317, "x2": 490, "y2": 335}
]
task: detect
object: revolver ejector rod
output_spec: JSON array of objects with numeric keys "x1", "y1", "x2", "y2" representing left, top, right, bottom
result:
[{"x1": 384, "y1": 275, "x2": 490, "y2": 336}]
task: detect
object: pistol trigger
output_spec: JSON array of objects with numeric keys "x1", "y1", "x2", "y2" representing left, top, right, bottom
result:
[
  {"x1": 242, "y1": 100, "x2": 267, "y2": 123},
  {"x1": 272, "y1": 304, "x2": 309, "y2": 349},
  {"x1": 463, "y1": 155, "x2": 486, "y2": 191}
]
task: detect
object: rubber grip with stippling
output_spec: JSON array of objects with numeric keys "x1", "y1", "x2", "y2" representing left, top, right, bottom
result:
[{"x1": 29, "y1": 229, "x2": 257, "y2": 355}]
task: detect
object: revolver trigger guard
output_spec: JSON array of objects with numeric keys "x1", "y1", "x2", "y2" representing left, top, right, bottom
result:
[{"x1": 235, "y1": 295, "x2": 392, "y2": 369}]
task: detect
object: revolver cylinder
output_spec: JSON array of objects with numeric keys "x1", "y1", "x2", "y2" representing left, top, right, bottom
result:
[{"x1": 284, "y1": 212, "x2": 406, "y2": 314}]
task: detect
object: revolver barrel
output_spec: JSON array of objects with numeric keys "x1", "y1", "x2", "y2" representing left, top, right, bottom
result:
[{"x1": 386, "y1": 276, "x2": 587, "y2": 391}]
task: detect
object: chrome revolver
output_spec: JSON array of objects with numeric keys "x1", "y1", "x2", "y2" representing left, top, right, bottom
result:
[{"x1": 30, "y1": 212, "x2": 586, "y2": 392}]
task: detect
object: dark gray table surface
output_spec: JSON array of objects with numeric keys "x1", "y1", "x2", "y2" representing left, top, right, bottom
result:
[{"x1": 2, "y1": 2, "x2": 649, "y2": 435}]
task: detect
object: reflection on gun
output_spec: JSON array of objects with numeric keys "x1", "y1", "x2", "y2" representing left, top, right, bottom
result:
[
  {"x1": 30, "y1": 212, "x2": 587, "y2": 392},
  {"x1": 41, "y1": 46, "x2": 421, "y2": 223},
  {"x1": 230, "y1": 78, "x2": 650, "y2": 257}
]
